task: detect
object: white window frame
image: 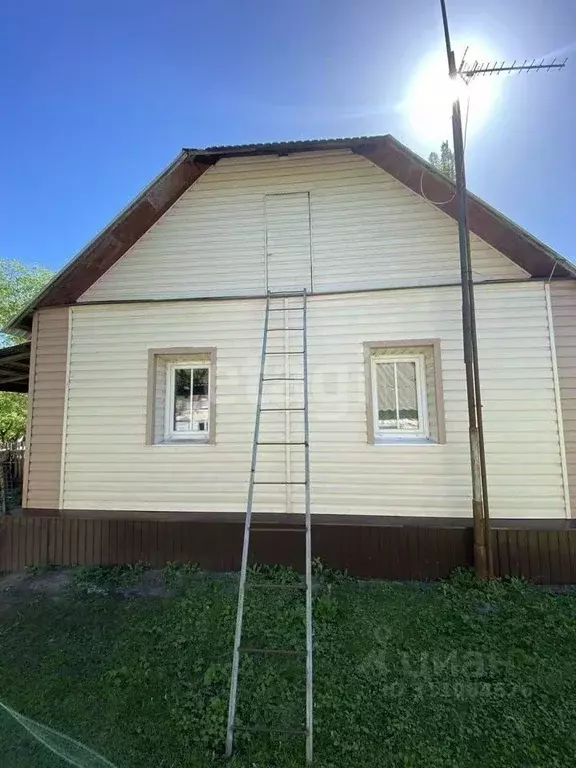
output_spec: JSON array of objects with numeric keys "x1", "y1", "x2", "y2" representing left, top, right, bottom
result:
[
  {"x1": 165, "y1": 361, "x2": 211, "y2": 442},
  {"x1": 371, "y1": 353, "x2": 430, "y2": 441}
]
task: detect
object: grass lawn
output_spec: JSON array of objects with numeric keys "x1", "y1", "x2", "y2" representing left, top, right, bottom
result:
[{"x1": 1, "y1": 565, "x2": 576, "y2": 767}]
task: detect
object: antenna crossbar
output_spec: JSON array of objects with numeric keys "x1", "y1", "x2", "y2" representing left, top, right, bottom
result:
[{"x1": 460, "y1": 57, "x2": 567, "y2": 81}]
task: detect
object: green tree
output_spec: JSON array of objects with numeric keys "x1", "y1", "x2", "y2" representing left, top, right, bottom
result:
[
  {"x1": 0, "y1": 260, "x2": 53, "y2": 442},
  {"x1": 428, "y1": 140, "x2": 455, "y2": 182}
]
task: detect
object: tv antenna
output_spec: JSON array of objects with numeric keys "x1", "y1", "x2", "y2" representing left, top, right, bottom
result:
[
  {"x1": 459, "y1": 56, "x2": 567, "y2": 82},
  {"x1": 438, "y1": 0, "x2": 567, "y2": 581}
]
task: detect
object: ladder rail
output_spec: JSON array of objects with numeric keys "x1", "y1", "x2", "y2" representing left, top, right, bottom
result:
[
  {"x1": 225, "y1": 296, "x2": 271, "y2": 758},
  {"x1": 225, "y1": 289, "x2": 313, "y2": 763},
  {"x1": 303, "y1": 289, "x2": 313, "y2": 763}
]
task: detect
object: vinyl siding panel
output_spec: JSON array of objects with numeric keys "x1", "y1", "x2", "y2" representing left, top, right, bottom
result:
[
  {"x1": 265, "y1": 192, "x2": 312, "y2": 292},
  {"x1": 550, "y1": 281, "x2": 576, "y2": 515},
  {"x1": 63, "y1": 283, "x2": 564, "y2": 518},
  {"x1": 24, "y1": 307, "x2": 69, "y2": 509},
  {"x1": 79, "y1": 151, "x2": 526, "y2": 303}
]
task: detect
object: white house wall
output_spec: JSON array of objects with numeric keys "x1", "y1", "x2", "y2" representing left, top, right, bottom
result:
[
  {"x1": 62, "y1": 282, "x2": 565, "y2": 519},
  {"x1": 79, "y1": 150, "x2": 526, "y2": 303}
]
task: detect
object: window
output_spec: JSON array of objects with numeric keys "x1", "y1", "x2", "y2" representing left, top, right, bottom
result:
[
  {"x1": 166, "y1": 363, "x2": 210, "y2": 440},
  {"x1": 372, "y1": 355, "x2": 428, "y2": 439},
  {"x1": 147, "y1": 348, "x2": 216, "y2": 445},
  {"x1": 365, "y1": 341, "x2": 445, "y2": 445}
]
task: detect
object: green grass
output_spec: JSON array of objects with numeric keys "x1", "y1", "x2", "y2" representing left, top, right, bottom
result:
[{"x1": 1, "y1": 568, "x2": 576, "y2": 767}]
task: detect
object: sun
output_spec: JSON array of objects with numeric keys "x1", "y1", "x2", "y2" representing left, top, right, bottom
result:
[{"x1": 403, "y1": 42, "x2": 502, "y2": 143}]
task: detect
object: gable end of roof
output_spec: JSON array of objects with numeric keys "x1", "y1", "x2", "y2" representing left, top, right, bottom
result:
[{"x1": 8, "y1": 134, "x2": 575, "y2": 332}]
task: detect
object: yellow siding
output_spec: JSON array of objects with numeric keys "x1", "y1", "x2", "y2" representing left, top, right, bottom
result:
[
  {"x1": 79, "y1": 150, "x2": 526, "y2": 303},
  {"x1": 24, "y1": 307, "x2": 69, "y2": 509},
  {"x1": 265, "y1": 192, "x2": 312, "y2": 292},
  {"x1": 63, "y1": 283, "x2": 564, "y2": 518},
  {"x1": 551, "y1": 282, "x2": 576, "y2": 515}
]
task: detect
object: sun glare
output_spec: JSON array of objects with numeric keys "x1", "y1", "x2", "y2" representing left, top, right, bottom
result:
[{"x1": 404, "y1": 43, "x2": 502, "y2": 143}]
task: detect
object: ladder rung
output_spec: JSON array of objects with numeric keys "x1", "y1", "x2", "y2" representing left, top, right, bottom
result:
[
  {"x1": 234, "y1": 725, "x2": 308, "y2": 735},
  {"x1": 267, "y1": 328, "x2": 304, "y2": 332},
  {"x1": 268, "y1": 291, "x2": 306, "y2": 297},
  {"x1": 268, "y1": 307, "x2": 304, "y2": 312},
  {"x1": 240, "y1": 647, "x2": 305, "y2": 656},
  {"x1": 253, "y1": 481, "x2": 307, "y2": 485},
  {"x1": 262, "y1": 377, "x2": 304, "y2": 381},
  {"x1": 248, "y1": 581, "x2": 307, "y2": 589},
  {"x1": 260, "y1": 407, "x2": 305, "y2": 412},
  {"x1": 266, "y1": 351, "x2": 304, "y2": 355},
  {"x1": 251, "y1": 526, "x2": 307, "y2": 533},
  {"x1": 257, "y1": 441, "x2": 306, "y2": 445}
]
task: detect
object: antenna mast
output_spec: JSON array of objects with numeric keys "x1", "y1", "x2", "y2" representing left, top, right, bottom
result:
[{"x1": 438, "y1": 0, "x2": 567, "y2": 579}]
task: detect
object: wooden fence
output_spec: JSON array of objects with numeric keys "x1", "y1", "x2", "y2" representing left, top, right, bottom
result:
[
  {"x1": 0, "y1": 443, "x2": 24, "y2": 514},
  {"x1": 1, "y1": 516, "x2": 575, "y2": 582}
]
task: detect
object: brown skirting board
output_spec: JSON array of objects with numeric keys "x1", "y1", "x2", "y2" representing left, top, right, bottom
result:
[{"x1": 2, "y1": 514, "x2": 576, "y2": 582}]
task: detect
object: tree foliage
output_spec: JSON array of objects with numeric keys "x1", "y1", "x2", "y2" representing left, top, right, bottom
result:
[
  {"x1": 428, "y1": 140, "x2": 456, "y2": 182},
  {"x1": 0, "y1": 260, "x2": 53, "y2": 442},
  {"x1": 0, "y1": 260, "x2": 53, "y2": 347}
]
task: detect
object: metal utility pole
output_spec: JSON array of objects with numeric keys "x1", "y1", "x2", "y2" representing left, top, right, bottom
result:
[
  {"x1": 439, "y1": 0, "x2": 488, "y2": 579},
  {"x1": 438, "y1": 0, "x2": 566, "y2": 579}
]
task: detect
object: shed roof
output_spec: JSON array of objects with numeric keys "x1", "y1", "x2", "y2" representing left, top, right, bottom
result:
[
  {"x1": 8, "y1": 134, "x2": 575, "y2": 333},
  {"x1": 0, "y1": 343, "x2": 30, "y2": 393}
]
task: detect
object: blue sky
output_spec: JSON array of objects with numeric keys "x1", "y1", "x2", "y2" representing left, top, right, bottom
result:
[{"x1": 1, "y1": 0, "x2": 575, "y2": 273}]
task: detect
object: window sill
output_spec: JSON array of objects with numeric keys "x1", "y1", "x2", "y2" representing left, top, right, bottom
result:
[
  {"x1": 152, "y1": 439, "x2": 213, "y2": 446},
  {"x1": 373, "y1": 437, "x2": 439, "y2": 446}
]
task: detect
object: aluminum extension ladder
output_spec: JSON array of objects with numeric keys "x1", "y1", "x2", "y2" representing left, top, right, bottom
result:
[{"x1": 225, "y1": 289, "x2": 313, "y2": 763}]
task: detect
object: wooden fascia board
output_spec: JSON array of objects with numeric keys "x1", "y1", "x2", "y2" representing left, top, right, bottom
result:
[
  {"x1": 8, "y1": 153, "x2": 213, "y2": 332},
  {"x1": 356, "y1": 141, "x2": 575, "y2": 280}
]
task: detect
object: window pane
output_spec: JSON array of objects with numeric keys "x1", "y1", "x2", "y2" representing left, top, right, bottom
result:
[
  {"x1": 376, "y1": 360, "x2": 420, "y2": 432},
  {"x1": 376, "y1": 363, "x2": 397, "y2": 429},
  {"x1": 173, "y1": 368, "x2": 192, "y2": 432},
  {"x1": 396, "y1": 361, "x2": 419, "y2": 430},
  {"x1": 191, "y1": 368, "x2": 210, "y2": 433},
  {"x1": 172, "y1": 367, "x2": 210, "y2": 434}
]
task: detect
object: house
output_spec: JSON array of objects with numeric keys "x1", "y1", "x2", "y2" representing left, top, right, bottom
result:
[{"x1": 2, "y1": 134, "x2": 576, "y2": 580}]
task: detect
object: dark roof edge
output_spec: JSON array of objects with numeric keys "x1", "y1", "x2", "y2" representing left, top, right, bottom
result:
[
  {"x1": 6, "y1": 151, "x2": 209, "y2": 333},
  {"x1": 185, "y1": 135, "x2": 392, "y2": 158},
  {"x1": 381, "y1": 136, "x2": 576, "y2": 279}
]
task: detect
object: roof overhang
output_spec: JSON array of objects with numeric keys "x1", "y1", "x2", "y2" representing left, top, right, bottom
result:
[
  {"x1": 8, "y1": 151, "x2": 214, "y2": 332},
  {"x1": 8, "y1": 134, "x2": 575, "y2": 333},
  {"x1": 0, "y1": 343, "x2": 30, "y2": 393}
]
